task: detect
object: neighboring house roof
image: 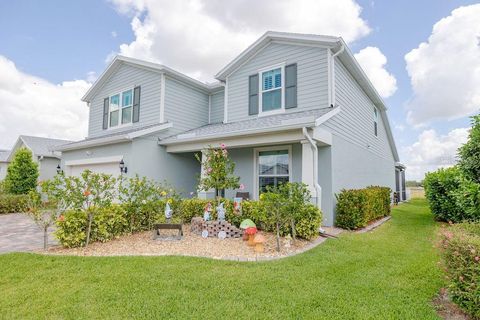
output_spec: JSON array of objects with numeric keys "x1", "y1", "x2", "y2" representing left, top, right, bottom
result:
[
  {"x1": 160, "y1": 108, "x2": 335, "y2": 145},
  {"x1": 7, "y1": 136, "x2": 73, "y2": 161},
  {"x1": 54, "y1": 122, "x2": 173, "y2": 152},
  {"x1": 82, "y1": 55, "x2": 223, "y2": 103},
  {"x1": 0, "y1": 149, "x2": 10, "y2": 163}
]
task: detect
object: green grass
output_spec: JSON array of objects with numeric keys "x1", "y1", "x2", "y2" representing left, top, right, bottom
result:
[{"x1": 0, "y1": 199, "x2": 443, "y2": 319}]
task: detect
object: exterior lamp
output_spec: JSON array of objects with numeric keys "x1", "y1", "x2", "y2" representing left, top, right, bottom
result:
[
  {"x1": 119, "y1": 159, "x2": 128, "y2": 174},
  {"x1": 56, "y1": 164, "x2": 64, "y2": 175}
]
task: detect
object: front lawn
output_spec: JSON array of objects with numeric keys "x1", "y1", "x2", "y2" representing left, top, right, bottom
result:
[{"x1": 0, "y1": 199, "x2": 443, "y2": 319}]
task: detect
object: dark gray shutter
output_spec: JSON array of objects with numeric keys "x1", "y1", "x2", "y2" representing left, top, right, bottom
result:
[
  {"x1": 248, "y1": 74, "x2": 259, "y2": 115},
  {"x1": 285, "y1": 63, "x2": 297, "y2": 109},
  {"x1": 132, "y1": 86, "x2": 141, "y2": 123},
  {"x1": 102, "y1": 98, "x2": 109, "y2": 130}
]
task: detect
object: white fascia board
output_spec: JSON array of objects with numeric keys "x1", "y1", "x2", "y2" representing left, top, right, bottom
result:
[
  {"x1": 56, "y1": 136, "x2": 131, "y2": 152},
  {"x1": 126, "y1": 122, "x2": 172, "y2": 139},
  {"x1": 65, "y1": 155, "x2": 124, "y2": 166},
  {"x1": 314, "y1": 106, "x2": 341, "y2": 126},
  {"x1": 159, "y1": 73, "x2": 166, "y2": 123}
]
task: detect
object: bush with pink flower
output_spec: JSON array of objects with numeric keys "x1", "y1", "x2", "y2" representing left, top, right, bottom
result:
[
  {"x1": 196, "y1": 144, "x2": 240, "y2": 198},
  {"x1": 439, "y1": 222, "x2": 480, "y2": 318}
]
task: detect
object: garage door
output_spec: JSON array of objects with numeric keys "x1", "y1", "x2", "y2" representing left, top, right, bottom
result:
[{"x1": 68, "y1": 162, "x2": 119, "y2": 177}]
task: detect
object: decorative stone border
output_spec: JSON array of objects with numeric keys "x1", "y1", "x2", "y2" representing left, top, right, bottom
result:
[{"x1": 354, "y1": 216, "x2": 391, "y2": 234}]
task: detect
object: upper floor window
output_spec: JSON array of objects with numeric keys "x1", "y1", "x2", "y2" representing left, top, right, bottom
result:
[
  {"x1": 373, "y1": 107, "x2": 378, "y2": 136},
  {"x1": 260, "y1": 67, "x2": 283, "y2": 113},
  {"x1": 109, "y1": 89, "x2": 133, "y2": 128}
]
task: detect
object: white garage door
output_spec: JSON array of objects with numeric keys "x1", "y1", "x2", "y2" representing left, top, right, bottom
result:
[{"x1": 68, "y1": 162, "x2": 119, "y2": 177}]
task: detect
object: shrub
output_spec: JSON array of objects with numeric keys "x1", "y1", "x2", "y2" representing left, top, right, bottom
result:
[
  {"x1": 55, "y1": 210, "x2": 88, "y2": 248},
  {"x1": 458, "y1": 114, "x2": 480, "y2": 183},
  {"x1": 4, "y1": 148, "x2": 39, "y2": 194},
  {"x1": 295, "y1": 204, "x2": 323, "y2": 240},
  {"x1": 440, "y1": 223, "x2": 480, "y2": 318},
  {"x1": 0, "y1": 194, "x2": 29, "y2": 214},
  {"x1": 335, "y1": 186, "x2": 391, "y2": 229},
  {"x1": 453, "y1": 178, "x2": 480, "y2": 223},
  {"x1": 424, "y1": 167, "x2": 465, "y2": 223}
]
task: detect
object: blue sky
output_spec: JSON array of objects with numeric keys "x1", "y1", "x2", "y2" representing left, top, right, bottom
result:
[{"x1": 0, "y1": 0, "x2": 479, "y2": 180}]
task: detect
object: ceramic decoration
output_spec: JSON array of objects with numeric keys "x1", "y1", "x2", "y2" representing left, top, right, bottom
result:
[
  {"x1": 218, "y1": 231, "x2": 227, "y2": 239},
  {"x1": 164, "y1": 202, "x2": 172, "y2": 220},
  {"x1": 216, "y1": 202, "x2": 225, "y2": 221},
  {"x1": 202, "y1": 230, "x2": 209, "y2": 238}
]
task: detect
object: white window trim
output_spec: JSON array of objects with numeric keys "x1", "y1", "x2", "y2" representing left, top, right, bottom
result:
[
  {"x1": 253, "y1": 145, "x2": 292, "y2": 200},
  {"x1": 107, "y1": 88, "x2": 135, "y2": 130},
  {"x1": 258, "y1": 62, "x2": 286, "y2": 117}
]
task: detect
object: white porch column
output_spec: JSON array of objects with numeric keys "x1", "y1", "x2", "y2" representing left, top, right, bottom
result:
[
  {"x1": 198, "y1": 151, "x2": 215, "y2": 199},
  {"x1": 301, "y1": 140, "x2": 318, "y2": 202}
]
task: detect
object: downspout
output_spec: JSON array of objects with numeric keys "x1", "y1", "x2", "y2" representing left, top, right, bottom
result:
[
  {"x1": 302, "y1": 127, "x2": 322, "y2": 210},
  {"x1": 330, "y1": 41, "x2": 344, "y2": 107}
]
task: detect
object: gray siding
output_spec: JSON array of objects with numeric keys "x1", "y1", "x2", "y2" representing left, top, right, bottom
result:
[
  {"x1": 164, "y1": 77, "x2": 209, "y2": 134},
  {"x1": 210, "y1": 90, "x2": 224, "y2": 124},
  {"x1": 227, "y1": 42, "x2": 329, "y2": 122},
  {"x1": 38, "y1": 157, "x2": 61, "y2": 181},
  {"x1": 88, "y1": 64, "x2": 162, "y2": 138},
  {"x1": 61, "y1": 137, "x2": 200, "y2": 197},
  {"x1": 324, "y1": 59, "x2": 394, "y2": 162},
  {"x1": 0, "y1": 163, "x2": 8, "y2": 180}
]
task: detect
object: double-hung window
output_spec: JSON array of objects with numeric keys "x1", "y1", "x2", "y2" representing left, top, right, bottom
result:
[
  {"x1": 261, "y1": 68, "x2": 282, "y2": 112},
  {"x1": 257, "y1": 149, "x2": 290, "y2": 194},
  {"x1": 109, "y1": 89, "x2": 133, "y2": 128}
]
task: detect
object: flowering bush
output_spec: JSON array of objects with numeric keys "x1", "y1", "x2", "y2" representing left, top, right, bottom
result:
[
  {"x1": 0, "y1": 194, "x2": 29, "y2": 214},
  {"x1": 439, "y1": 223, "x2": 480, "y2": 318},
  {"x1": 196, "y1": 144, "x2": 240, "y2": 197}
]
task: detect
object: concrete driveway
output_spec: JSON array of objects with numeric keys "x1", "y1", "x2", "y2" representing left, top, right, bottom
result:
[{"x1": 0, "y1": 213, "x2": 57, "y2": 253}]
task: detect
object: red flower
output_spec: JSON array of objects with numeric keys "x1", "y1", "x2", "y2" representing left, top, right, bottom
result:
[
  {"x1": 83, "y1": 190, "x2": 91, "y2": 196},
  {"x1": 58, "y1": 215, "x2": 65, "y2": 222}
]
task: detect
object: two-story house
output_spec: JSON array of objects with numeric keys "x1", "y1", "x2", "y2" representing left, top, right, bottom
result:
[{"x1": 56, "y1": 31, "x2": 406, "y2": 226}]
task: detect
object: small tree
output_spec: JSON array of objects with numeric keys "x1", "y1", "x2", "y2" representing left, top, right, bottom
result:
[
  {"x1": 4, "y1": 148, "x2": 39, "y2": 194},
  {"x1": 458, "y1": 114, "x2": 480, "y2": 183},
  {"x1": 261, "y1": 188, "x2": 287, "y2": 252},
  {"x1": 25, "y1": 190, "x2": 58, "y2": 250},
  {"x1": 196, "y1": 144, "x2": 240, "y2": 198},
  {"x1": 279, "y1": 182, "x2": 311, "y2": 244}
]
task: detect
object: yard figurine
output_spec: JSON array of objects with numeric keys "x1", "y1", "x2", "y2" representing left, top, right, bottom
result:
[
  {"x1": 164, "y1": 202, "x2": 172, "y2": 223},
  {"x1": 203, "y1": 202, "x2": 212, "y2": 221},
  {"x1": 245, "y1": 227, "x2": 257, "y2": 246},
  {"x1": 233, "y1": 197, "x2": 242, "y2": 216},
  {"x1": 240, "y1": 219, "x2": 256, "y2": 241},
  {"x1": 216, "y1": 202, "x2": 225, "y2": 221},
  {"x1": 253, "y1": 234, "x2": 266, "y2": 253},
  {"x1": 284, "y1": 234, "x2": 292, "y2": 248}
]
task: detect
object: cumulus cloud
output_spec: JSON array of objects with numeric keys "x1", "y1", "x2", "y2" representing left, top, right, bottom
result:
[
  {"x1": 0, "y1": 56, "x2": 90, "y2": 149},
  {"x1": 354, "y1": 46, "x2": 397, "y2": 98},
  {"x1": 402, "y1": 127, "x2": 469, "y2": 180},
  {"x1": 109, "y1": 0, "x2": 371, "y2": 81},
  {"x1": 405, "y1": 4, "x2": 480, "y2": 126}
]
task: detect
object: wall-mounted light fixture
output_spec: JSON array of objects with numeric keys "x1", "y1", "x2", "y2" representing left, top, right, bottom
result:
[
  {"x1": 119, "y1": 159, "x2": 128, "y2": 174},
  {"x1": 56, "y1": 164, "x2": 64, "y2": 175}
]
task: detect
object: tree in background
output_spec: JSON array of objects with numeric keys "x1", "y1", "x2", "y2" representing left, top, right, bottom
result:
[
  {"x1": 4, "y1": 148, "x2": 39, "y2": 194},
  {"x1": 458, "y1": 114, "x2": 480, "y2": 183}
]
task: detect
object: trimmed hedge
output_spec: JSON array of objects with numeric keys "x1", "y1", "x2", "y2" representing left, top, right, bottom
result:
[
  {"x1": 0, "y1": 194, "x2": 29, "y2": 214},
  {"x1": 440, "y1": 223, "x2": 480, "y2": 318},
  {"x1": 424, "y1": 167, "x2": 464, "y2": 222},
  {"x1": 55, "y1": 197, "x2": 323, "y2": 248},
  {"x1": 335, "y1": 186, "x2": 391, "y2": 229}
]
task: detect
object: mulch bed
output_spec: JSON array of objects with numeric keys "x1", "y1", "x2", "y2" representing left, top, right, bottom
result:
[
  {"x1": 45, "y1": 224, "x2": 342, "y2": 260},
  {"x1": 433, "y1": 289, "x2": 472, "y2": 320}
]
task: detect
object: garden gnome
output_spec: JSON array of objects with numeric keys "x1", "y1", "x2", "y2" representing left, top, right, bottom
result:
[
  {"x1": 217, "y1": 202, "x2": 225, "y2": 221},
  {"x1": 203, "y1": 202, "x2": 212, "y2": 221},
  {"x1": 165, "y1": 202, "x2": 172, "y2": 223}
]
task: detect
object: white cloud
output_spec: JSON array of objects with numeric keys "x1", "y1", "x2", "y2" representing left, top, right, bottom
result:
[
  {"x1": 405, "y1": 4, "x2": 480, "y2": 126},
  {"x1": 0, "y1": 56, "x2": 90, "y2": 149},
  {"x1": 402, "y1": 127, "x2": 469, "y2": 181},
  {"x1": 354, "y1": 46, "x2": 397, "y2": 98},
  {"x1": 109, "y1": 0, "x2": 371, "y2": 81}
]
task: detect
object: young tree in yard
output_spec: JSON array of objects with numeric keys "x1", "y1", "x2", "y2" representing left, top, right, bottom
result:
[
  {"x1": 196, "y1": 144, "x2": 240, "y2": 198},
  {"x1": 261, "y1": 189, "x2": 287, "y2": 252},
  {"x1": 279, "y1": 183, "x2": 311, "y2": 244},
  {"x1": 458, "y1": 114, "x2": 480, "y2": 183},
  {"x1": 4, "y1": 148, "x2": 39, "y2": 194},
  {"x1": 25, "y1": 190, "x2": 58, "y2": 250}
]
